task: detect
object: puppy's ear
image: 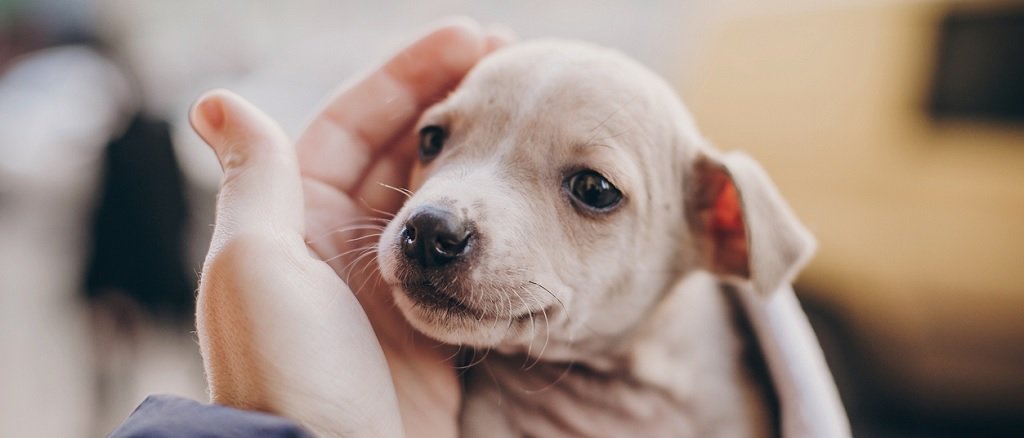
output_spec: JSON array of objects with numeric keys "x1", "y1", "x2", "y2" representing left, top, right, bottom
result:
[{"x1": 686, "y1": 151, "x2": 816, "y2": 295}]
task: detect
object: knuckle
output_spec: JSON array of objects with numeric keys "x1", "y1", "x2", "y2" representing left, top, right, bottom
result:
[
  {"x1": 219, "y1": 144, "x2": 294, "y2": 188},
  {"x1": 200, "y1": 231, "x2": 280, "y2": 293},
  {"x1": 219, "y1": 147, "x2": 251, "y2": 172},
  {"x1": 199, "y1": 227, "x2": 309, "y2": 296}
]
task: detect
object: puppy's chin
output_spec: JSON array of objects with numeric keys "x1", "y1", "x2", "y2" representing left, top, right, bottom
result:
[{"x1": 390, "y1": 287, "x2": 515, "y2": 347}]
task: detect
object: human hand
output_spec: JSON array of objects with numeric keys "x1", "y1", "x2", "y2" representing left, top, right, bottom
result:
[
  {"x1": 295, "y1": 18, "x2": 510, "y2": 437},
  {"x1": 191, "y1": 19, "x2": 509, "y2": 437}
]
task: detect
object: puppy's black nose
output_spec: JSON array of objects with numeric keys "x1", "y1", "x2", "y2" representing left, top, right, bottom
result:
[{"x1": 401, "y1": 206, "x2": 471, "y2": 268}]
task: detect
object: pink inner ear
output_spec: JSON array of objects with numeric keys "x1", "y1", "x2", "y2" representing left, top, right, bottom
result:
[{"x1": 709, "y1": 177, "x2": 750, "y2": 278}]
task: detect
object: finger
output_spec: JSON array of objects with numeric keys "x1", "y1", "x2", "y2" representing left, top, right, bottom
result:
[
  {"x1": 345, "y1": 133, "x2": 418, "y2": 215},
  {"x1": 197, "y1": 230, "x2": 403, "y2": 438},
  {"x1": 483, "y1": 22, "x2": 517, "y2": 52},
  {"x1": 341, "y1": 23, "x2": 517, "y2": 211},
  {"x1": 297, "y1": 17, "x2": 490, "y2": 193},
  {"x1": 190, "y1": 89, "x2": 304, "y2": 253}
]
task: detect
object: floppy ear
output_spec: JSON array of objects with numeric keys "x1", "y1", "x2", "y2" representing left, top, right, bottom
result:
[{"x1": 686, "y1": 150, "x2": 816, "y2": 295}]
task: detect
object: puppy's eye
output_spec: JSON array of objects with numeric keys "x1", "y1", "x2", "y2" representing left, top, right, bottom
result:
[
  {"x1": 567, "y1": 170, "x2": 623, "y2": 211},
  {"x1": 418, "y1": 125, "x2": 446, "y2": 162}
]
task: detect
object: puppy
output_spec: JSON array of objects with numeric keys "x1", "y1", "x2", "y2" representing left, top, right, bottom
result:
[{"x1": 376, "y1": 40, "x2": 817, "y2": 437}]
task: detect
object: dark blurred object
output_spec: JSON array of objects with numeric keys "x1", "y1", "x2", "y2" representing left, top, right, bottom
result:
[
  {"x1": 0, "y1": 0, "x2": 101, "y2": 73},
  {"x1": 110, "y1": 395, "x2": 313, "y2": 438},
  {"x1": 84, "y1": 113, "x2": 194, "y2": 324},
  {"x1": 929, "y1": 3, "x2": 1024, "y2": 122},
  {"x1": 800, "y1": 288, "x2": 1024, "y2": 438},
  {"x1": 0, "y1": 6, "x2": 44, "y2": 72}
]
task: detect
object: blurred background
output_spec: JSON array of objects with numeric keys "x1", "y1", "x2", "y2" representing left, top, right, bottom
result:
[{"x1": 0, "y1": 0, "x2": 1021, "y2": 436}]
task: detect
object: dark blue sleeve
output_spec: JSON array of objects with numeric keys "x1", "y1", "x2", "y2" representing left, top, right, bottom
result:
[{"x1": 109, "y1": 394, "x2": 314, "y2": 438}]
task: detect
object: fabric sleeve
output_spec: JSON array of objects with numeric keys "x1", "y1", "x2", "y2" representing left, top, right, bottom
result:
[{"x1": 109, "y1": 394, "x2": 313, "y2": 438}]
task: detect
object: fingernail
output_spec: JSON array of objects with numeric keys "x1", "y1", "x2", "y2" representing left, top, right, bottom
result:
[{"x1": 198, "y1": 97, "x2": 225, "y2": 131}]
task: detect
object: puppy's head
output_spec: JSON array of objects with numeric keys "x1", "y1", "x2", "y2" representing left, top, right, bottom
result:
[{"x1": 377, "y1": 40, "x2": 814, "y2": 359}]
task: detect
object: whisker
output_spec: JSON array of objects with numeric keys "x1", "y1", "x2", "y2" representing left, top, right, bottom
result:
[
  {"x1": 528, "y1": 280, "x2": 568, "y2": 317},
  {"x1": 377, "y1": 182, "x2": 414, "y2": 199},
  {"x1": 482, "y1": 359, "x2": 504, "y2": 407},
  {"x1": 582, "y1": 95, "x2": 641, "y2": 147},
  {"x1": 457, "y1": 346, "x2": 492, "y2": 370},
  {"x1": 345, "y1": 233, "x2": 382, "y2": 244},
  {"x1": 501, "y1": 287, "x2": 516, "y2": 337},
  {"x1": 587, "y1": 126, "x2": 634, "y2": 145},
  {"x1": 522, "y1": 359, "x2": 576, "y2": 394},
  {"x1": 509, "y1": 287, "x2": 535, "y2": 365},
  {"x1": 354, "y1": 249, "x2": 380, "y2": 278},
  {"x1": 352, "y1": 254, "x2": 381, "y2": 296},
  {"x1": 443, "y1": 344, "x2": 464, "y2": 363},
  {"x1": 335, "y1": 246, "x2": 376, "y2": 283},
  {"x1": 526, "y1": 280, "x2": 575, "y2": 353},
  {"x1": 343, "y1": 249, "x2": 379, "y2": 286},
  {"x1": 358, "y1": 196, "x2": 399, "y2": 219},
  {"x1": 524, "y1": 295, "x2": 550, "y2": 371},
  {"x1": 323, "y1": 244, "x2": 377, "y2": 264},
  {"x1": 306, "y1": 222, "x2": 386, "y2": 244}
]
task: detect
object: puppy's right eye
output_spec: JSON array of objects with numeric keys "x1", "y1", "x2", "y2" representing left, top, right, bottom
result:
[{"x1": 418, "y1": 125, "x2": 447, "y2": 162}]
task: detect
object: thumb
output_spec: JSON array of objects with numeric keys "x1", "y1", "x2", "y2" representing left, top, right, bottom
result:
[{"x1": 190, "y1": 89, "x2": 305, "y2": 252}]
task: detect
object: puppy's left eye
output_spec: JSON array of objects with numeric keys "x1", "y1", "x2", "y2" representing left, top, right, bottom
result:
[
  {"x1": 418, "y1": 125, "x2": 446, "y2": 162},
  {"x1": 566, "y1": 170, "x2": 623, "y2": 211}
]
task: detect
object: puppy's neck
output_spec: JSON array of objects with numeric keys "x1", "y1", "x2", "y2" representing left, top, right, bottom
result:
[
  {"x1": 464, "y1": 271, "x2": 776, "y2": 437},
  {"x1": 563, "y1": 270, "x2": 759, "y2": 382},
  {"x1": 484, "y1": 271, "x2": 751, "y2": 384},
  {"x1": 500, "y1": 269, "x2": 737, "y2": 374}
]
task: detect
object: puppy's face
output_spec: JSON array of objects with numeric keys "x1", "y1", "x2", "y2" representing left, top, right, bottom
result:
[{"x1": 377, "y1": 42, "x2": 702, "y2": 357}]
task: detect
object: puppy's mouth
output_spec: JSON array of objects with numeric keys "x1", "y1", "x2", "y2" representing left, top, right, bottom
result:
[
  {"x1": 401, "y1": 280, "x2": 484, "y2": 318},
  {"x1": 398, "y1": 279, "x2": 556, "y2": 326}
]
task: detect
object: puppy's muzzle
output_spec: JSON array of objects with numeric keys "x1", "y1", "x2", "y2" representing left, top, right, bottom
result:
[{"x1": 400, "y1": 205, "x2": 472, "y2": 268}]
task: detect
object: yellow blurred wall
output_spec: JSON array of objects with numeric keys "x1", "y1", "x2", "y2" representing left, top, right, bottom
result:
[{"x1": 678, "y1": 1, "x2": 1024, "y2": 406}]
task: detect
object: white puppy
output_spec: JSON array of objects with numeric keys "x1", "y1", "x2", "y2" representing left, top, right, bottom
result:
[{"x1": 376, "y1": 40, "x2": 818, "y2": 437}]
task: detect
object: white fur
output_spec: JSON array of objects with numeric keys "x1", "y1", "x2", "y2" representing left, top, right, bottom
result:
[{"x1": 374, "y1": 40, "x2": 828, "y2": 436}]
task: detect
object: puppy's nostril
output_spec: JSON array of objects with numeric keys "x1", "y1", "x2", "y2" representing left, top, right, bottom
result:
[
  {"x1": 402, "y1": 224, "x2": 417, "y2": 242},
  {"x1": 434, "y1": 232, "x2": 470, "y2": 258},
  {"x1": 401, "y1": 206, "x2": 472, "y2": 268},
  {"x1": 401, "y1": 224, "x2": 419, "y2": 260}
]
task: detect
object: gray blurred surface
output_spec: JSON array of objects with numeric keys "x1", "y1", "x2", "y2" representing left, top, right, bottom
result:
[
  {"x1": 0, "y1": 1, "x2": 704, "y2": 435},
  {"x1": 2, "y1": 1, "x2": 1021, "y2": 436}
]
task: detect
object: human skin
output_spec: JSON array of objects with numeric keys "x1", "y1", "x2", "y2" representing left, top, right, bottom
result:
[{"x1": 190, "y1": 18, "x2": 509, "y2": 437}]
